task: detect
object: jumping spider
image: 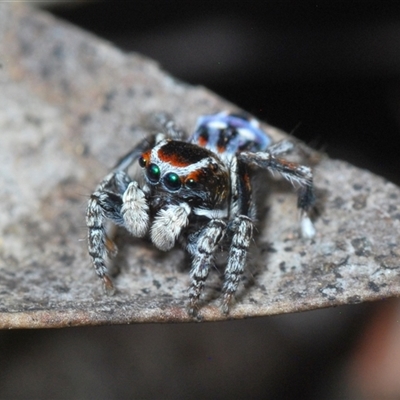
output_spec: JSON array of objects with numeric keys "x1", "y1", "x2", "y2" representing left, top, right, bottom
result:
[{"x1": 86, "y1": 111, "x2": 315, "y2": 316}]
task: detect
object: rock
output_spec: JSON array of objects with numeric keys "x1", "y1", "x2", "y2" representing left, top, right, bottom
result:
[{"x1": 0, "y1": 4, "x2": 399, "y2": 328}]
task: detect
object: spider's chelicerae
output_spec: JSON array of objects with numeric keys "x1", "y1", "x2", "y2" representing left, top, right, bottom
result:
[{"x1": 86, "y1": 111, "x2": 315, "y2": 315}]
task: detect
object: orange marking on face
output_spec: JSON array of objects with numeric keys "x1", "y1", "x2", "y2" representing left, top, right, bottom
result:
[
  {"x1": 157, "y1": 150, "x2": 191, "y2": 166},
  {"x1": 157, "y1": 141, "x2": 211, "y2": 167},
  {"x1": 141, "y1": 150, "x2": 151, "y2": 164},
  {"x1": 185, "y1": 170, "x2": 202, "y2": 183}
]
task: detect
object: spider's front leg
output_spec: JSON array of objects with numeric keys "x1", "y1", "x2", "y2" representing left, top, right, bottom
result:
[
  {"x1": 87, "y1": 132, "x2": 169, "y2": 292},
  {"x1": 222, "y1": 215, "x2": 254, "y2": 313},
  {"x1": 86, "y1": 170, "x2": 150, "y2": 293},
  {"x1": 186, "y1": 219, "x2": 227, "y2": 316},
  {"x1": 239, "y1": 149, "x2": 316, "y2": 238}
]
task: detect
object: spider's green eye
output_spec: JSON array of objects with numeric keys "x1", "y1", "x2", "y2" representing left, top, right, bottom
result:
[
  {"x1": 147, "y1": 163, "x2": 161, "y2": 183},
  {"x1": 164, "y1": 172, "x2": 181, "y2": 191}
]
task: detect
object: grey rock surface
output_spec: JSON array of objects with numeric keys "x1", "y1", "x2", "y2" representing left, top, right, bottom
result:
[{"x1": 0, "y1": 4, "x2": 399, "y2": 328}]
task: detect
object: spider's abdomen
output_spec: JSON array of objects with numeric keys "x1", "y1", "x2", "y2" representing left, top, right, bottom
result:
[
  {"x1": 190, "y1": 111, "x2": 272, "y2": 157},
  {"x1": 140, "y1": 139, "x2": 230, "y2": 211}
]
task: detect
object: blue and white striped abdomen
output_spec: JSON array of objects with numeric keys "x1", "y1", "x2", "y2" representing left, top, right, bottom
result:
[{"x1": 190, "y1": 111, "x2": 272, "y2": 158}]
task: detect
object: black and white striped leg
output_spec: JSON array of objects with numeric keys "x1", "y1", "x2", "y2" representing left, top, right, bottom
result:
[
  {"x1": 222, "y1": 215, "x2": 254, "y2": 314},
  {"x1": 86, "y1": 176, "x2": 120, "y2": 294},
  {"x1": 187, "y1": 219, "x2": 226, "y2": 316},
  {"x1": 268, "y1": 139, "x2": 294, "y2": 156},
  {"x1": 86, "y1": 170, "x2": 149, "y2": 293},
  {"x1": 298, "y1": 183, "x2": 316, "y2": 238},
  {"x1": 239, "y1": 151, "x2": 316, "y2": 238}
]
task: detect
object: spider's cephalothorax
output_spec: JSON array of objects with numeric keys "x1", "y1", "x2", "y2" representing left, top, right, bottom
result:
[{"x1": 86, "y1": 111, "x2": 316, "y2": 316}]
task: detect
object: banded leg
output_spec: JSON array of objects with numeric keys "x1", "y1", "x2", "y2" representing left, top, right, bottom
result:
[
  {"x1": 222, "y1": 215, "x2": 254, "y2": 313},
  {"x1": 86, "y1": 175, "x2": 120, "y2": 294},
  {"x1": 113, "y1": 135, "x2": 158, "y2": 171},
  {"x1": 239, "y1": 151, "x2": 316, "y2": 238},
  {"x1": 187, "y1": 219, "x2": 226, "y2": 316},
  {"x1": 86, "y1": 170, "x2": 149, "y2": 292},
  {"x1": 268, "y1": 139, "x2": 294, "y2": 156}
]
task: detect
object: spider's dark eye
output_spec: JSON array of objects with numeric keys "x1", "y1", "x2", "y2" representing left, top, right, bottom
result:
[
  {"x1": 164, "y1": 172, "x2": 181, "y2": 191},
  {"x1": 138, "y1": 156, "x2": 147, "y2": 168},
  {"x1": 146, "y1": 163, "x2": 161, "y2": 183},
  {"x1": 185, "y1": 178, "x2": 198, "y2": 189}
]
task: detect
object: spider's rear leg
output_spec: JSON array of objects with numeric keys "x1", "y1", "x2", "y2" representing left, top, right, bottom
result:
[
  {"x1": 186, "y1": 219, "x2": 227, "y2": 316},
  {"x1": 239, "y1": 151, "x2": 316, "y2": 238},
  {"x1": 268, "y1": 139, "x2": 294, "y2": 156},
  {"x1": 222, "y1": 215, "x2": 254, "y2": 314},
  {"x1": 297, "y1": 181, "x2": 316, "y2": 238}
]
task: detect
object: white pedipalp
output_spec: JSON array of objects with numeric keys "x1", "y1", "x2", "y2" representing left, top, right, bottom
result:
[
  {"x1": 122, "y1": 181, "x2": 149, "y2": 237},
  {"x1": 150, "y1": 203, "x2": 191, "y2": 251}
]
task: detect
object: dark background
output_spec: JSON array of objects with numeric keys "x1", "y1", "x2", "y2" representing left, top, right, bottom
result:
[
  {"x1": 52, "y1": 1, "x2": 400, "y2": 185},
  {"x1": 2, "y1": 1, "x2": 400, "y2": 399}
]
